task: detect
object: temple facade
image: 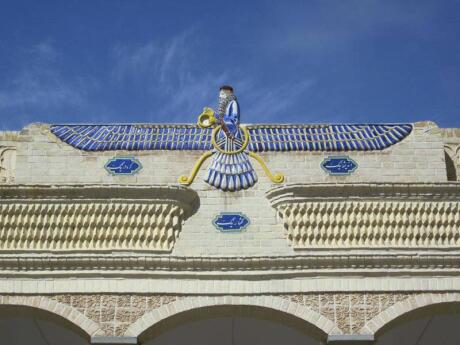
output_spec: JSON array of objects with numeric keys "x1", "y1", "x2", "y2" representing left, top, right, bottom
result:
[{"x1": 0, "y1": 120, "x2": 459, "y2": 344}]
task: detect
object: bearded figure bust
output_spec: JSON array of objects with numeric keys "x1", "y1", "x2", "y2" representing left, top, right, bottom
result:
[{"x1": 202, "y1": 86, "x2": 258, "y2": 191}]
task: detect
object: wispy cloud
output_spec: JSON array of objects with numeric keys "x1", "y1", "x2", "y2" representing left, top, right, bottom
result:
[
  {"x1": 0, "y1": 42, "x2": 86, "y2": 109},
  {"x1": 0, "y1": 41, "x2": 101, "y2": 129},
  {"x1": 112, "y1": 30, "x2": 227, "y2": 121},
  {"x1": 238, "y1": 79, "x2": 314, "y2": 123},
  {"x1": 111, "y1": 30, "x2": 313, "y2": 123},
  {"x1": 0, "y1": 32, "x2": 314, "y2": 129}
]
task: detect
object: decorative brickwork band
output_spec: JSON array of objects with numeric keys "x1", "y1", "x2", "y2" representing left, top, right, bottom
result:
[
  {"x1": 124, "y1": 295, "x2": 340, "y2": 337},
  {"x1": 0, "y1": 185, "x2": 198, "y2": 252},
  {"x1": 268, "y1": 183, "x2": 460, "y2": 249},
  {"x1": 51, "y1": 294, "x2": 179, "y2": 337},
  {"x1": 3, "y1": 293, "x2": 460, "y2": 338},
  {"x1": 280, "y1": 293, "x2": 410, "y2": 334},
  {"x1": 360, "y1": 292, "x2": 460, "y2": 335}
]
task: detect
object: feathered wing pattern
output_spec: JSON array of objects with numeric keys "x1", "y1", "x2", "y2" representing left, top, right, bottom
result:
[
  {"x1": 203, "y1": 132, "x2": 258, "y2": 191},
  {"x1": 50, "y1": 124, "x2": 413, "y2": 152},
  {"x1": 204, "y1": 151, "x2": 258, "y2": 191}
]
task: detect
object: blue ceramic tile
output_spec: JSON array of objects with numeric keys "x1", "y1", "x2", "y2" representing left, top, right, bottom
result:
[
  {"x1": 105, "y1": 157, "x2": 142, "y2": 175},
  {"x1": 213, "y1": 213, "x2": 250, "y2": 232},
  {"x1": 321, "y1": 156, "x2": 358, "y2": 175}
]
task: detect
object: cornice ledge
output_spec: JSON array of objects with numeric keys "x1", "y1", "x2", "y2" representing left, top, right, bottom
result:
[
  {"x1": 1, "y1": 252, "x2": 460, "y2": 274},
  {"x1": 266, "y1": 182, "x2": 460, "y2": 207},
  {"x1": 0, "y1": 184, "x2": 199, "y2": 215}
]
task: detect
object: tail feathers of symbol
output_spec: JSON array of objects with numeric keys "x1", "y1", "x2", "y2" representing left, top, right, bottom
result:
[{"x1": 204, "y1": 152, "x2": 258, "y2": 191}]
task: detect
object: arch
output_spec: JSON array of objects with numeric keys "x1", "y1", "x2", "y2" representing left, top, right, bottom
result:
[
  {"x1": 125, "y1": 295, "x2": 341, "y2": 338},
  {"x1": 444, "y1": 150, "x2": 457, "y2": 181},
  {"x1": 360, "y1": 293, "x2": 460, "y2": 335},
  {"x1": 0, "y1": 295, "x2": 104, "y2": 337}
]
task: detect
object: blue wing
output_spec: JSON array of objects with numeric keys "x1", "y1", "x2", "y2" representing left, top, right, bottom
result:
[
  {"x1": 50, "y1": 123, "x2": 412, "y2": 152},
  {"x1": 247, "y1": 124, "x2": 413, "y2": 152},
  {"x1": 50, "y1": 124, "x2": 213, "y2": 151}
]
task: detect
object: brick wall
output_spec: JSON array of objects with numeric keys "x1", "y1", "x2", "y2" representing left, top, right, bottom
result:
[{"x1": 0, "y1": 121, "x2": 449, "y2": 256}]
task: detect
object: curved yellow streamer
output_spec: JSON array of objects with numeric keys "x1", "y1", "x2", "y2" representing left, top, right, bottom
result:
[
  {"x1": 178, "y1": 151, "x2": 214, "y2": 185},
  {"x1": 249, "y1": 151, "x2": 284, "y2": 183}
]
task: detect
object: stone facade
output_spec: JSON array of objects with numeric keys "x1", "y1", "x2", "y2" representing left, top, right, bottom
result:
[
  {"x1": 7, "y1": 121, "x2": 448, "y2": 257},
  {"x1": 442, "y1": 128, "x2": 460, "y2": 181},
  {"x1": 2, "y1": 292, "x2": 459, "y2": 340},
  {"x1": 0, "y1": 120, "x2": 459, "y2": 344},
  {"x1": 7, "y1": 293, "x2": 409, "y2": 336}
]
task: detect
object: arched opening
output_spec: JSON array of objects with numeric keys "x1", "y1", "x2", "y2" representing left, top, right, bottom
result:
[
  {"x1": 445, "y1": 151, "x2": 457, "y2": 181},
  {"x1": 0, "y1": 305, "x2": 90, "y2": 345},
  {"x1": 139, "y1": 305, "x2": 327, "y2": 345},
  {"x1": 375, "y1": 302, "x2": 460, "y2": 345}
]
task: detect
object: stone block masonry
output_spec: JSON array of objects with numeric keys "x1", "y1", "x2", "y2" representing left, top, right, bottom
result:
[{"x1": 0, "y1": 120, "x2": 459, "y2": 344}]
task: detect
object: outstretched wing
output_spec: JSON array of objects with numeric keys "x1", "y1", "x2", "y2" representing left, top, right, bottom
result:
[
  {"x1": 247, "y1": 124, "x2": 412, "y2": 152},
  {"x1": 50, "y1": 123, "x2": 412, "y2": 152},
  {"x1": 50, "y1": 124, "x2": 214, "y2": 151}
]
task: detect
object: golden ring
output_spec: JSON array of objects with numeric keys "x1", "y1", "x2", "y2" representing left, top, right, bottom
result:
[{"x1": 211, "y1": 125, "x2": 250, "y2": 155}]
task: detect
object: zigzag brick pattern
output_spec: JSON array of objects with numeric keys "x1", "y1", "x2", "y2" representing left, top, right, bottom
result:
[
  {"x1": 0, "y1": 203, "x2": 185, "y2": 251},
  {"x1": 277, "y1": 201, "x2": 460, "y2": 248}
]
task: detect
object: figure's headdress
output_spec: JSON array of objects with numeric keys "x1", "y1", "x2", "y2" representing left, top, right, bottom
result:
[
  {"x1": 219, "y1": 85, "x2": 234, "y2": 92},
  {"x1": 218, "y1": 85, "x2": 237, "y2": 116}
]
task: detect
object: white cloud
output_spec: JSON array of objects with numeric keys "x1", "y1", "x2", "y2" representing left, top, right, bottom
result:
[
  {"x1": 112, "y1": 29, "x2": 227, "y2": 122},
  {"x1": 111, "y1": 30, "x2": 314, "y2": 123},
  {"x1": 238, "y1": 79, "x2": 314, "y2": 123},
  {"x1": 0, "y1": 41, "x2": 86, "y2": 110},
  {"x1": 0, "y1": 70, "x2": 84, "y2": 109},
  {"x1": 0, "y1": 34, "x2": 316, "y2": 128}
]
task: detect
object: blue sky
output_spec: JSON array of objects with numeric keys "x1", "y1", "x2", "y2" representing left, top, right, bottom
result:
[{"x1": 0, "y1": 0, "x2": 459, "y2": 130}]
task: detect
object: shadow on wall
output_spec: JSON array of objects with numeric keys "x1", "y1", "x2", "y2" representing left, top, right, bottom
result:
[
  {"x1": 0, "y1": 306, "x2": 89, "y2": 345},
  {"x1": 375, "y1": 302, "x2": 460, "y2": 345},
  {"x1": 445, "y1": 151, "x2": 457, "y2": 181},
  {"x1": 140, "y1": 305, "x2": 326, "y2": 345}
]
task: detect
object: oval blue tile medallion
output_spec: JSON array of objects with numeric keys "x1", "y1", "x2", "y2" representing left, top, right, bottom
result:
[
  {"x1": 321, "y1": 156, "x2": 358, "y2": 175},
  {"x1": 213, "y1": 212, "x2": 250, "y2": 232},
  {"x1": 105, "y1": 157, "x2": 142, "y2": 175}
]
